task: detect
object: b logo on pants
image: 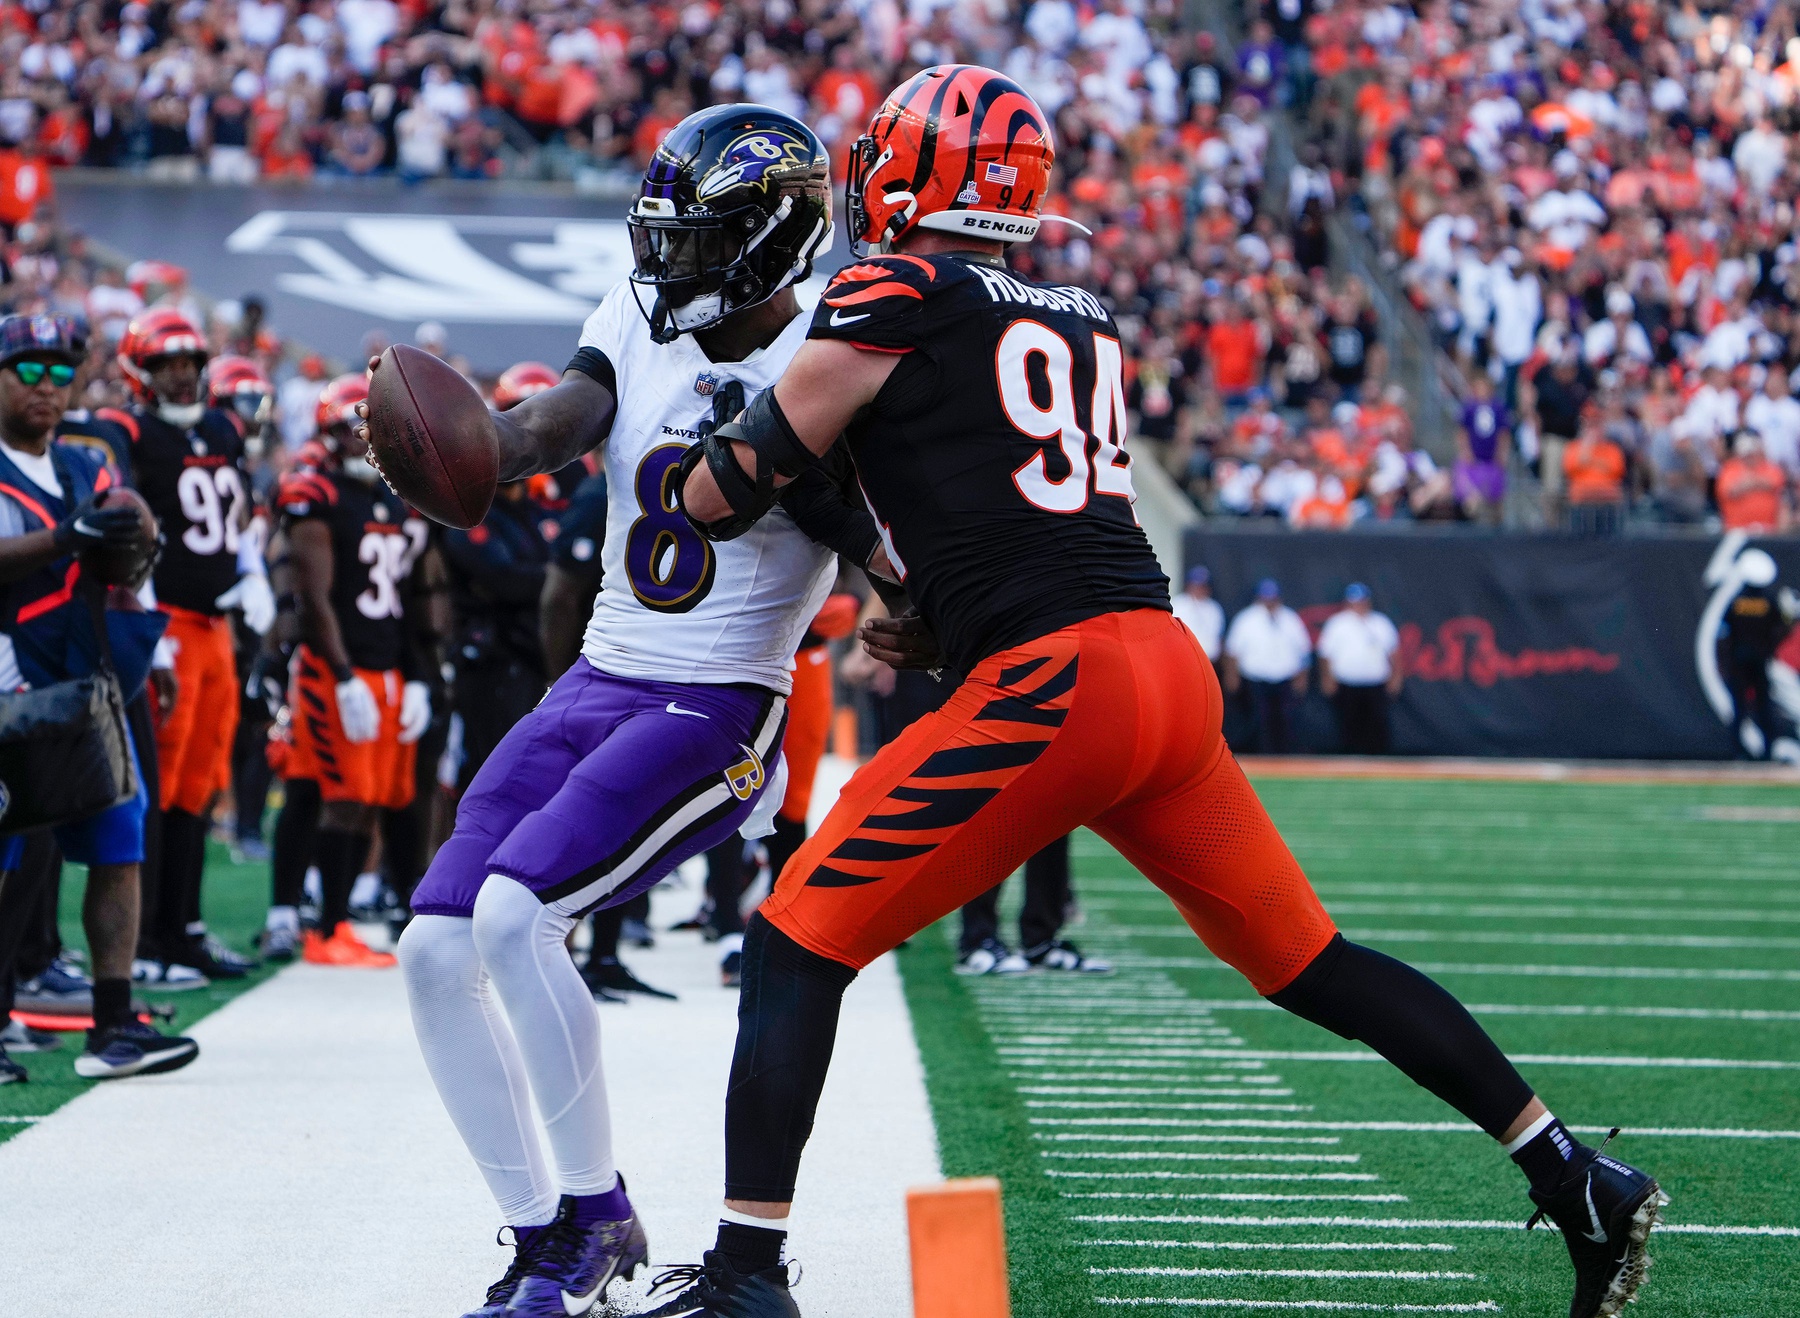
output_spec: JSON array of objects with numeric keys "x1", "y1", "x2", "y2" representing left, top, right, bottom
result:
[{"x1": 725, "y1": 745, "x2": 765, "y2": 801}]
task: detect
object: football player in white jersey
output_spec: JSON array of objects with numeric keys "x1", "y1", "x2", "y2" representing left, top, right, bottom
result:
[{"x1": 370, "y1": 106, "x2": 908, "y2": 1318}]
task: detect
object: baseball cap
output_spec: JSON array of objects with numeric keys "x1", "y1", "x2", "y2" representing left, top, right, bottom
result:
[
  {"x1": 1256, "y1": 578, "x2": 1281, "y2": 600},
  {"x1": 1345, "y1": 582, "x2": 1370, "y2": 602},
  {"x1": 0, "y1": 313, "x2": 86, "y2": 368},
  {"x1": 1186, "y1": 566, "x2": 1211, "y2": 587}
]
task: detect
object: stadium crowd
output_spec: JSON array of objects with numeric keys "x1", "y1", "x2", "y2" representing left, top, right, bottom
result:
[
  {"x1": 0, "y1": 0, "x2": 1488, "y2": 529},
  {"x1": 1297, "y1": 0, "x2": 1800, "y2": 531}
]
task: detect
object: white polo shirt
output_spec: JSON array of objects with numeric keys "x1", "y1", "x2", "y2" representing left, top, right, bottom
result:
[
  {"x1": 1172, "y1": 592, "x2": 1225, "y2": 659},
  {"x1": 1317, "y1": 608, "x2": 1400, "y2": 686},
  {"x1": 1225, "y1": 603, "x2": 1312, "y2": 682}
]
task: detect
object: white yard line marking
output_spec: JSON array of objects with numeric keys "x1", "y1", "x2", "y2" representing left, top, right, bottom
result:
[
  {"x1": 1085, "y1": 1242, "x2": 1458, "y2": 1254},
  {"x1": 1028, "y1": 1103, "x2": 1316, "y2": 1113},
  {"x1": 0, "y1": 1116, "x2": 41, "y2": 1124},
  {"x1": 1105, "y1": 925, "x2": 1800, "y2": 950},
  {"x1": 1036, "y1": 1134, "x2": 1346, "y2": 1146},
  {"x1": 1089, "y1": 1268, "x2": 1478, "y2": 1280},
  {"x1": 1065, "y1": 1193, "x2": 1412, "y2": 1204},
  {"x1": 1093, "y1": 1299, "x2": 1503, "y2": 1312},
  {"x1": 1046, "y1": 1171, "x2": 1381, "y2": 1182},
  {"x1": 1304, "y1": 880, "x2": 1800, "y2": 903},
  {"x1": 1045, "y1": 1153, "x2": 1365, "y2": 1164},
  {"x1": 1072, "y1": 1214, "x2": 1800, "y2": 1237},
  {"x1": 1006, "y1": 1047, "x2": 1800, "y2": 1070},
  {"x1": 1082, "y1": 898, "x2": 1800, "y2": 925},
  {"x1": 1178, "y1": 1000, "x2": 1800, "y2": 1024},
  {"x1": 1020, "y1": 1087, "x2": 1298, "y2": 1098},
  {"x1": 1111, "y1": 957, "x2": 1800, "y2": 982},
  {"x1": 1032, "y1": 1117, "x2": 1800, "y2": 1137}
]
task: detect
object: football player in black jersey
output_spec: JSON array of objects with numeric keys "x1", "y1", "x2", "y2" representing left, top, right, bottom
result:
[
  {"x1": 668, "y1": 66, "x2": 1664, "y2": 1318},
  {"x1": 279, "y1": 374, "x2": 431, "y2": 967},
  {"x1": 116, "y1": 309, "x2": 276, "y2": 986}
]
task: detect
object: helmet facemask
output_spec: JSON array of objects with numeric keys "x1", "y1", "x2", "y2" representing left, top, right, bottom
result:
[{"x1": 623, "y1": 105, "x2": 835, "y2": 345}]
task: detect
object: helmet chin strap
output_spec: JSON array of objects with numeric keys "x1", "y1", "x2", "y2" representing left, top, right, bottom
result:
[{"x1": 158, "y1": 401, "x2": 204, "y2": 428}]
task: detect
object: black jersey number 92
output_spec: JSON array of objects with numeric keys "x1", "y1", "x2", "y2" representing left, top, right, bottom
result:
[{"x1": 808, "y1": 253, "x2": 1170, "y2": 673}]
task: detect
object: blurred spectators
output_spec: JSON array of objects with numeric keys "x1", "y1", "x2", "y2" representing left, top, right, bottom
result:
[{"x1": 1297, "y1": 0, "x2": 1800, "y2": 531}]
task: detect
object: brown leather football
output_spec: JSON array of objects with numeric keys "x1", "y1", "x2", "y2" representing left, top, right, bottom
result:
[
  {"x1": 79, "y1": 486, "x2": 158, "y2": 587},
  {"x1": 364, "y1": 344, "x2": 498, "y2": 529}
]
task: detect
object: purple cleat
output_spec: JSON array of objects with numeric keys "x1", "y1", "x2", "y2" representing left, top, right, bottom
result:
[{"x1": 504, "y1": 1192, "x2": 649, "y2": 1317}]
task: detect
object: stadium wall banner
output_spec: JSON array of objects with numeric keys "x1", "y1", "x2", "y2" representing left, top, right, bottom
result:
[
  {"x1": 53, "y1": 175, "x2": 843, "y2": 373},
  {"x1": 1185, "y1": 527, "x2": 1800, "y2": 760}
]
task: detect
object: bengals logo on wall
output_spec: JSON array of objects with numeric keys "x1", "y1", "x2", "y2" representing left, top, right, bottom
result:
[{"x1": 1697, "y1": 532, "x2": 1800, "y2": 763}]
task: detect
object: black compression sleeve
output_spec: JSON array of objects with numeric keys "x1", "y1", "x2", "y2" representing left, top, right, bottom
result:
[
  {"x1": 1268, "y1": 934, "x2": 1535, "y2": 1136},
  {"x1": 778, "y1": 449, "x2": 881, "y2": 567},
  {"x1": 564, "y1": 347, "x2": 617, "y2": 396},
  {"x1": 723, "y1": 914, "x2": 859, "y2": 1202}
]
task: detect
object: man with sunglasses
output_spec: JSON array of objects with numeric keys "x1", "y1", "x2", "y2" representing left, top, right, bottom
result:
[{"x1": 0, "y1": 312, "x2": 200, "y2": 1081}]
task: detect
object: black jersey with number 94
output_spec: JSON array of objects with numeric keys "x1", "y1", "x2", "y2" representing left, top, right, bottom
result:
[{"x1": 808, "y1": 253, "x2": 1170, "y2": 673}]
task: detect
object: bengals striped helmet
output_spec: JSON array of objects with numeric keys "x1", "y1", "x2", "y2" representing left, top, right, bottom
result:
[
  {"x1": 206, "y1": 354, "x2": 273, "y2": 428},
  {"x1": 315, "y1": 373, "x2": 369, "y2": 437},
  {"x1": 494, "y1": 361, "x2": 559, "y2": 410},
  {"x1": 846, "y1": 65, "x2": 1054, "y2": 252},
  {"x1": 117, "y1": 308, "x2": 208, "y2": 403}
]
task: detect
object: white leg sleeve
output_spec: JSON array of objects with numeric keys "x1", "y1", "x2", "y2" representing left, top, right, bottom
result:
[
  {"x1": 471, "y1": 876, "x2": 618, "y2": 1196},
  {"x1": 398, "y1": 914, "x2": 558, "y2": 1226}
]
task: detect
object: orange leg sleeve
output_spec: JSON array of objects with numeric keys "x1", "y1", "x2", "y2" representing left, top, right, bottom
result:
[{"x1": 777, "y1": 645, "x2": 834, "y2": 825}]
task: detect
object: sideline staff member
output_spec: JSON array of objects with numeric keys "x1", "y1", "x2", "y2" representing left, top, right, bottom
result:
[
  {"x1": 0, "y1": 313, "x2": 198, "y2": 1080},
  {"x1": 1316, "y1": 582, "x2": 1402, "y2": 754},
  {"x1": 1223, "y1": 578, "x2": 1311, "y2": 753}
]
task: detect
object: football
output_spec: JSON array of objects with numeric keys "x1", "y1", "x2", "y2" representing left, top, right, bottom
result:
[
  {"x1": 79, "y1": 485, "x2": 158, "y2": 587},
  {"x1": 364, "y1": 344, "x2": 499, "y2": 529}
]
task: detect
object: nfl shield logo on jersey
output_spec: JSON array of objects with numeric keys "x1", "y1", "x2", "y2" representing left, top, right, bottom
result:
[
  {"x1": 694, "y1": 371, "x2": 719, "y2": 397},
  {"x1": 724, "y1": 745, "x2": 765, "y2": 801}
]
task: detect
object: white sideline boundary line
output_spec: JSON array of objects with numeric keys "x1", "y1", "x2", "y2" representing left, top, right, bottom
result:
[
  {"x1": 1045, "y1": 1172, "x2": 1381, "y2": 1182},
  {"x1": 1104, "y1": 926, "x2": 1800, "y2": 950},
  {"x1": 1064, "y1": 1193, "x2": 1412, "y2": 1204},
  {"x1": 1045, "y1": 1152, "x2": 1364, "y2": 1164},
  {"x1": 1030, "y1": 1117, "x2": 1800, "y2": 1138}
]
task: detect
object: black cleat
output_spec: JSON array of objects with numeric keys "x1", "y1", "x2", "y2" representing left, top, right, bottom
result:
[
  {"x1": 1526, "y1": 1129, "x2": 1667, "y2": 1318},
  {"x1": 172, "y1": 932, "x2": 258, "y2": 980},
  {"x1": 74, "y1": 1019, "x2": 199, "y2": 1079},
  {"x1": 584, "y1": 957, "x2": 676, "y2": 1001},
  {"x1": 0, "y1": 1044, "x2": 26, "y2": 1085},
  {"x1": 640, "y1": 1252, "x2": 800, "y2": 1317}
]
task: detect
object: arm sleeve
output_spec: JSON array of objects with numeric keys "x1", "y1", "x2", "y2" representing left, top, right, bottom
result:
[
  {"x1": 777, "y1": 445, "x2": 881, "y2": 567},
  {"x1": 806, "y1": 255, "x2": 943, "y2": 352}
]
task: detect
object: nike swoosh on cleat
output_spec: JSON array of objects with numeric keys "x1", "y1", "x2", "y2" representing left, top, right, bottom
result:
[
  {"x1": 561, "y1": 1258, "x2": 616, "y2": 1316},
  {"x1": 1581, "y1": 1173, "x2": 1609, "y2": 1244},
  {"x1": 829, "y1": 308, "x2": 871, "y2": 326},
  {"x1": 665, "y1": 702, "x2": 710, "y2": 719}
]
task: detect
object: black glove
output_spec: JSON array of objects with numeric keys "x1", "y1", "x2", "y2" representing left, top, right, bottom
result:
[
  {"x1": 859, "y1": 609, "x2": 948, "y2": 674},
  {"x1": 52, "y1": 496, "x2": 144, "y2": 553}
]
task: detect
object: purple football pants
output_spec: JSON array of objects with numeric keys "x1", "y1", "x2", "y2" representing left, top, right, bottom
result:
[{"x1": 410, "y1": 660, "x2": 787, "y2": 919}]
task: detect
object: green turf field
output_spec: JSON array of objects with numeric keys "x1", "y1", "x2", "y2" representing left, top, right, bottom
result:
[
  {"x1": 0, "y1": 840, "x2": 275, "y2": 1145},
  {"x1": 896, "y1": 775, "x2": 1800, "y2": 1317}
]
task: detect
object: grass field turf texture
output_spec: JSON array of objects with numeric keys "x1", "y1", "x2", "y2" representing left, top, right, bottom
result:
[
  {"x1": 0, "y1": 840, "x2": 274, "y2": 1145},
  {"x1": 896, "y1": 774, "x2": 1800, "y2": 1317}
]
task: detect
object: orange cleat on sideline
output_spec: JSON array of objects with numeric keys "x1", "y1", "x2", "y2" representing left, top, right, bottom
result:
[{"x1": 302, "y1": 925, "x2": 398, "y2": 968}]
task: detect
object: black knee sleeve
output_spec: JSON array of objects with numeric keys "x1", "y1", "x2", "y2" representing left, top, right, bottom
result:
[
  {"x1": 723, "y1": 913, "x2": 859, "y2": 1203},
  {"x1": 1268, "y1": 934, "x2": 1534, "y2": 1137}
]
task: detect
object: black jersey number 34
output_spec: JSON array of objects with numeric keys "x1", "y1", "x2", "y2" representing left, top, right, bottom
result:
[{"x1": 998, "y1": 322, "x2": 1136, "y2": 512}]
